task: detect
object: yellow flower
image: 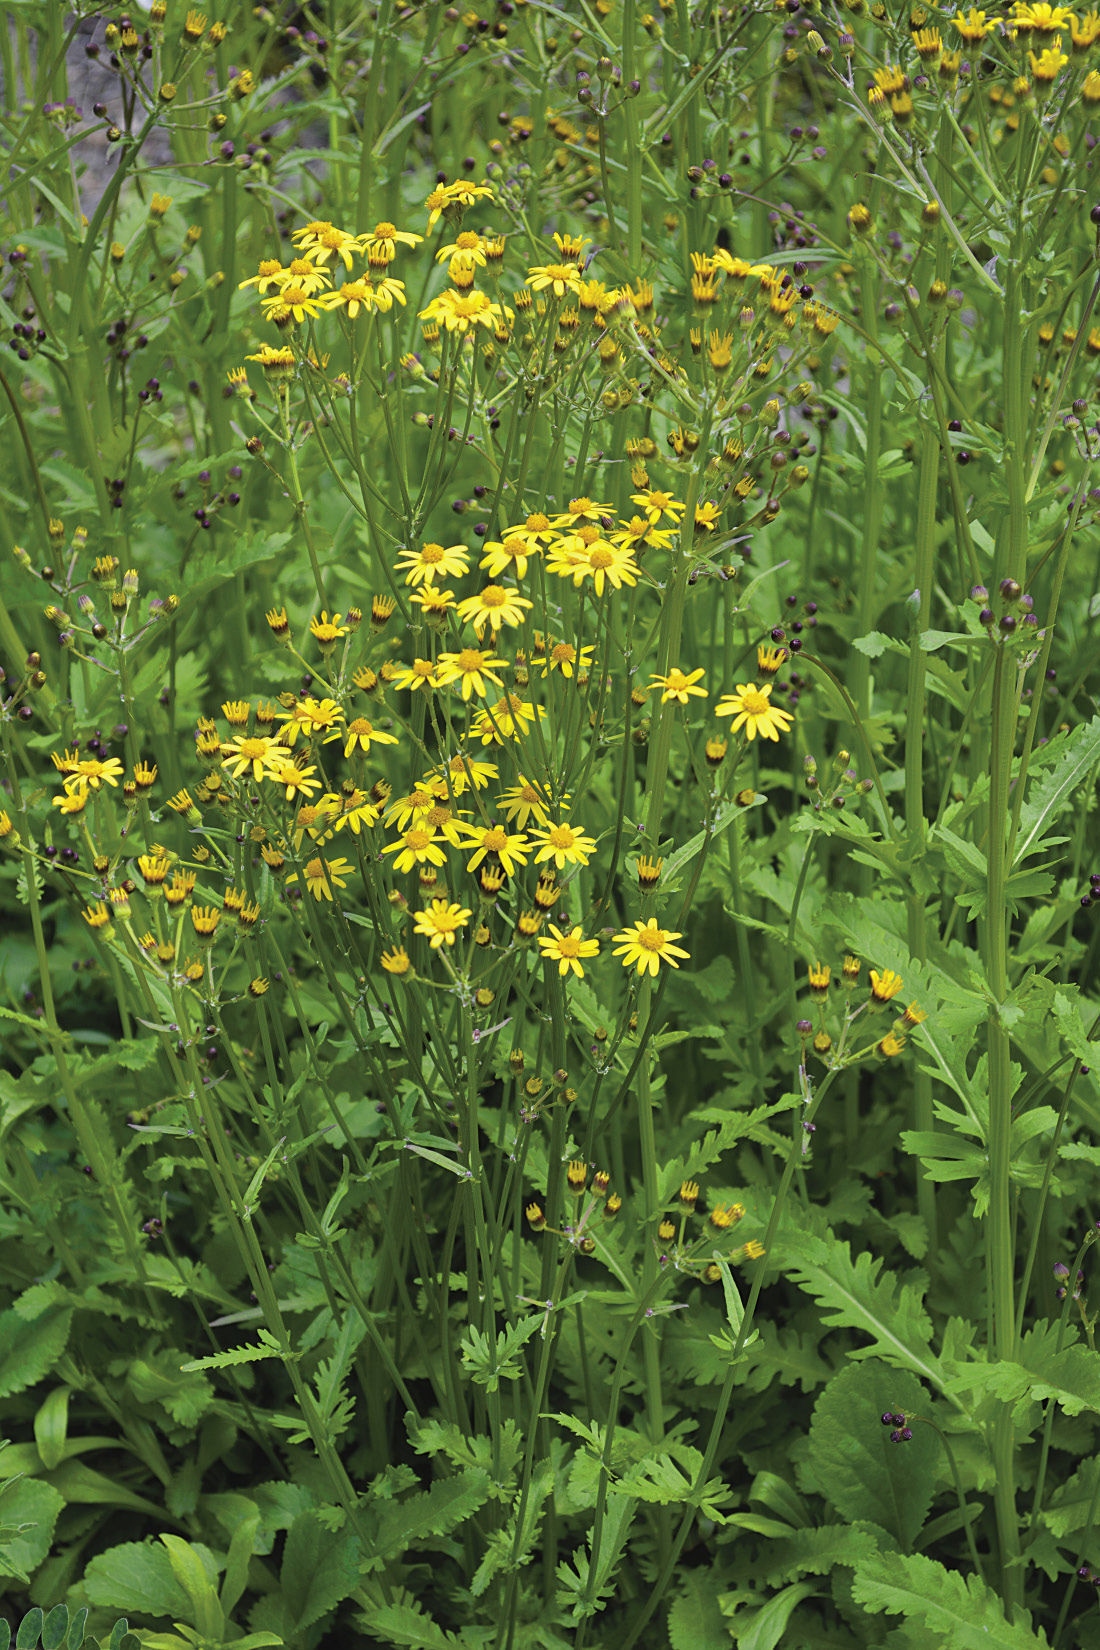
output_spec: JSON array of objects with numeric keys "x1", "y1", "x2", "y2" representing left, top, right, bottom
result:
[
  {"x1": 292, "y1": 221, "x2": 368, "y2": 268},
  {"x1": 546, "y1": 533, "x2": 638, "y2": 597},
  {"x1": 418, "y1": 289, "x2": 512, "y2": 333},
  {"x1": 83, "y1": 901, "x2": 112, "y2": 930},
  {"x1": 309, "y1": 610, "x2": 348, "y2": 647},
  {"x1": 756, "y1": 644, "x2": 787, "y2": 676},
  {"x1": 527, "y1": 262, "x2": 583, "y2": 298},
  {"x1": 479, "y1": 535, "x2": 540, "y2": 580},
  {"x1": 259, "y1": 284, "x2": 326, "y2": 323},
  {"x1": 269, "y1": 759, "x2": 321, "y2": 801},
  {"x1": 539, "y1": 924, "x2": 600, "y2": 980},
  {"x1": 222, "y1": 734, "x2": 282, "y2": 782},
  {"x1": 879, "y1": 1031, "x2": 907, "y2": 1058},
  {"x1": 470, "y1": 694, "x2": 544, "y2": 746},
  {"x1": 650, "y1": 667, "x2": 707, "y2": 706},
  {"x1": 455, "y1": 584, "x2": 534, "y2": 635},
  {"x1": 427, "y1": 754, "x2": 499, "y2": 796},
  {"x1": 612, "y1": 919, "x2": 690, "y2": 978},
  {"x1": 340, "y1": 717, "x2": 400, "y2": 758},
  {"x1": 539, "y1": 640, "x2": 594, "y2": 679},
  {"x1": 52, "y1": 790, "x2": 87, "y2": 815},
  {"x1": 62, "y1": 756, "x2": 124, "y2": 792},
  {"x1": 435, "y1": 647, "x2": 507, "y2": 701},
  {"x1": 460, "y1": 823, "x2": 530, "y2": 878},
  {"x1": 382, "y1": 826, "x2": 449, "y2": 874},
  {"x1": 275, "y1": 696, "x2": 344, "y2": 744},
  {"x1": 630, "y1": 488, "x2": 687, "y2": 525},
  {"x1": 287, "y1": 854, "x2": 353, "y2": 901},
  {"x1": 380, "y1": 946, "x2": 412, "y2": 974},
  {"x1": 870, "y1": 968, "x2": 904, "y2": 1003},
  {"x1": 530, "y1": 820, "x2": 597, "y2": 870},
  {"x1": 413, "y1": 899, "x2": 472, "y2": 948},
  {"x1": 392, "y1": 658, "x2": 439, "y2": 692},
  {"x1": 190, "y1": 905, "x2": 221, "y2": 939},
  {"x1": 714, "y1": 682, "x2": 793, "y2": 742},
  {"x1": 496, "y1": 776, "x2": 558, "y2": 829},
  {"x1": 396, "y1": 539, "x2": 470, "y2": 586},
  {"x1": 954, "y1": 6, "x2": 997, "y2": 38}
]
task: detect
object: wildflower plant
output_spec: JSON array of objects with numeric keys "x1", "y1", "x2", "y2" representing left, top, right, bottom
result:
[{"x1": 2, "y1": 1, "x2": 1100, "y2": 1646}]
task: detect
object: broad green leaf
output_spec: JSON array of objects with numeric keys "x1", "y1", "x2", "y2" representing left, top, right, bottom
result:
[
  {"x1": 801, "y1": 1362, "x2": 939, "y2": 1549},
  {"x1": 83, "y1": 1543, "x2": 193, "y2": 1620},
  {"x1": 0, "y1": 1479, "x2": 64, "y2": 1582},
  {"x1": 850, "y1": 1550, "x2": 1051, "y2": 1648},
  {"x1": 0, "y1": 1309, "x2": 72, "y2": 1399},
  {"x1": 280, "y1": 1510, "x2": 362, "y2": 1631}
]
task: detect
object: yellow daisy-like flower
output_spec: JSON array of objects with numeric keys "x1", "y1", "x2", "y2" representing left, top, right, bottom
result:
[
  {"x1": 221, "y1": 734, "x2": 282, "y2": 782},
  {"x1": 650, "y1": 667, "x2": 707, "y2": 706},
  {"x1": 1013, "y1": 0, "x2": 1073, "y2": 29},
  {"x1": 291, "y1": 222, "x2": 366, "y2": 268},
  {"x1": 954, "y1": 6, "x2": 998, "y2": 38},
  {"x1": 1029, "y1": 40, "x2": 1068, "y2": 76},
  {"x1": 396, "y1": 540, "x2": 470, "y2": 586},
  {"x1": 455, "y1": 584, "x2": 534, "y2": 635},
  {"x1": 530, "y1": 820, "x2": 597, "y2": 870},
  {"x1": 479, "y1": 535, "x2": 539, "y2": 580},
  {"x1": 501, "y1": 512, "x2": 555, "y2": 545},
  {"x1": 364, "y1": 220, "x2": 424, "y2": 259},
  {"x1": 435, "y1": 230, "x2": 488, "y2": 265},
  {"x1": 322, "y1": 275, "x2": 407, "y2": 316},
  {"x1": 435, "y1": 647, "x2": 507, "y2": 701},
  {"x1": 470, "y1": 695, "x2": 544, "y2": 746},
  {"x1": 630, "y1": 488, "x2": 687, "y2": 525},
  {"x1": 496, "y1": 776, "x2": 557, "y2": 829},
  {"x1": 539, "y1": 639, "x2": 594, "y2": 679},
  {"x1": 714, "y1": 682, "x2": 793, "y2": 742},
  {"x1": 309, "y1": 611, "x2": 348, "y2": 647},
  {"x1": 612, "y1": 919, "x2": 691, "y2": 978},
  {"x1": 62, "y1": 756, "x2": 125, "y2": 793},
  {"x1": 527, "y1": 262, "x2": 583, "y2": 299},
  {"x1": 392, "y1": 658, "x2": 440, "y2": 693},
  {"x1": 546, "y1": 534, "x2": 638, "y2": 597},
  {"x1": 275, "y1": 696, "x2": 345, "y2": 745},
  {"x1": 270, "y1": 758, "x2": 321, "y2": 801},
  {"x1": 413, "y1": 898, "x2": 473, "y2": 948},
  {"x1": 287, "y1": 854, "x2": 352, "y2": 901},
  {"x1": 757, "y1": 644, "x2": 788, "y2": 676},
  {"x1": 550, "y1": 497, "x2": 614, "y2": 528},
  {"x1": 382, "y1": 826, "x2": 449, "y2": 875},
  {"x1": 695, "y1": 501, "x2": 722, "y2": 532},
  {"x1": 53, "y1": 789, "x2": 87, "y2": 815},
  {"x1": 238, "y1": 259, "x2": 291, "y2": 294},
  {"x1": 428, "y1": 753, "x2": 499, "y2": 796},
  {"x1": 612, "y1": 516, "x2": 677, "y2": 552},
  {"x1": 460, "y1": 823, "x2": 530, "y2": 878},
  {"x1": 324, "y1": 788, "x2": 379, "y2": 836},
  {"x1": 259, "y1": 284, "x2": 326, "y2": 323},
  {"x1": 870, "y1": 968, "x2": 904, "y2": 1003},
  {"x1": 340, "y1": 717, "x2": 400, "y2": 758},
  {"x1": 414, "y1": 585, "x2": 456, "y2": 618},
  {"x1": 380, "y1": 945, "x2": 412, "y2": 974},
  {"x1": 419, "y1": 289, "x2": 512, "y2": 334},
  {"x1": 538, "y1": 924, "x2": 600, "y2": 980},
  {"x1": 385, "y1": 786, "x2": 437, "y2": 831}
]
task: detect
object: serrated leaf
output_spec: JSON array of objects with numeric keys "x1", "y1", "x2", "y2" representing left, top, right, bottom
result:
[
  {"x1": 366, "y1": 1470, "x2": 492, "y2": 1567},
  {"x1": 781, "y1": 1229, "x2": 945, "y2": 1392},
  {"x1": 0, "y1": 1479, "x2": 64, "y2": 1583},
  {"x1": 1013, "y1": 718, "x2": 1100, "y2": 868},
  {"x1": 849, "y1": 1551, "x2": 1051, "y2": 1648},
  {"x1": 0, "y1": 1309, "x2": 72, "y2": 1399},
  {"x1": 83, "y1": 1544, "x2": 192, "y2": 1620},
  {"x1": 801, "y1": 1362, "x2": 939, "y2": 1548},
  {"x1": 279, "y1": 1511, "x2": 361, "y2": 1631},
  {"x1": 668, "y1": 1571, "x2": 730, "y2": 1650}
]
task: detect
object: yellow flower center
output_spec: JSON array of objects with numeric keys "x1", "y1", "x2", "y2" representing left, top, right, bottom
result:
[
  {"x1": 457, "y1": 648, "x2": 485, "y2": 671},
  {"x1": 556, "y1": 931, "x2": 582, "y2": 957},
  {"x1": 637, "y1": 926, "x2": 666, "y2": 951},
  {"x1": 520, "y1": 783, "x2": 540, "y2": 802},
  {"x1": 304, "y1": 857, "x2": 324, "y2": 879},
  {"x1": 237, "y1": 738, "x2": 268, "y2": 758},
  {"x1": 348, "y1": 718, "x2": 372, "y2": 736},
  {"x1": 666, "y1": 670, "x2": 689, "y2": 690},
  {"x1": 577, "y1": 524, "x2": 599, "y2": 545},
  {"x1": 502, "y1": 536, "x2": 526, "y2": 556},
  {"x1": 551, "y1": 643, "x2": 575, "y2": 664},
  {"x1": 548, "y1": 826, "x2": 575, "y2": 848},
  {"x1": 740, "y1": 689, "x2": 770, "y2": 715},
  {"x1": 288, "y1": 258, "x2": 314, "y2": 277},
  {"x1": 421, "y1": 542, "x2": 445, "y2": 563},
  {"x1": 527, "y1": 514, "x2": 549, "y2": 530},
  {"x1": 280, "y1": 285, "x2": 310, "y2": 306},
  {"x1": 257, "y1": 259, "x2": 281, "y2": 275},
  {"x1": 409, "y1": 790, "x2": 432, "y2": 810},
  {"x1": 589, "y1": 546, "x2": 614, "y2": 570},
  {"x1": 455, "y1": 232, "x2": 479, "y2": 249},
  {"x1": 480, "y1": 585, "x2": 508, "y2": 608},
  {"x1": 484, "y1": 828, "x2": 508, "y2": 851},
  {"x1": 405, "y1": 829, "x2": 430, "y2": 851},
  {"x1": 427, "y1": 806, "x2": 451, "y2": 828},
  {"x1": 413, "y1": 660, "x2": 434, "y2": 677},
  {"x1": 373, "y1": 221, "x2": 396, "y2": 239}
]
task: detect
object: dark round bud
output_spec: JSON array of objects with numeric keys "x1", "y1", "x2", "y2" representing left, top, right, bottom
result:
[
  {"x1": 1000, "y1": 577, "x2": 1021, "y2": 601},
  {"x1": 999, "y1": 614, "x2": 1017, "y2": 634}
]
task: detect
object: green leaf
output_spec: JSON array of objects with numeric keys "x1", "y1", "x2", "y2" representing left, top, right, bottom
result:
[
  {"x1": 0, "y1": 1309, "x2": 72, "y2": 1399},
  {"x1": 15, "y1": 1611, "x2": 43, "y2": 1650},
  {"x1": 158, "y1": 1537, "x2": 224, "y2": 1642},
  {"x1": 280, "y1": 1511, "x2": 361, "y2": 1631},
  {"x1": 366, "y1": 1471, "x2": 492, "y2": 1568},
  {"x1": 800, "y1": 1362, "x2": 939, "y2": 1549},
  {"x1": 668, "y1": 1572, "x2": 730, "y2": 1650},
  {"x1": 849, "y1": 1551, "x2": 1051, "y2": 1648},
  {"x1": 733, "y1": 1583, "x2": 817, "y2": 1650},
  {"x1": 0, "y1": 1478, "x2": 64, "y2": 1582},
  {"x1": 33, "y1": 1389, "x2": 69, "y2": 1472},
  {"x1": 949, "y1": 1324, "x2": 1100, "y2": 1417},
  {"x1": 781, "y1": 1228, "x2": 944, "y2": 1391},
  {"x1": 179, "y1": 1338, "x2": 283, "y2": 1374},
  {"x1": 1013, "y1": 717, "x2": 1100, "y2": 869},
  {"x1": 83, "y1": 1543, "x2": 193, "y2": 1620},
  {"x1": 41, "y1": 1610, "x2": 68, "y2": 1650},
  {"x1": 354, "y1": 1599, "x2": 492, "y2": 1648}
]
